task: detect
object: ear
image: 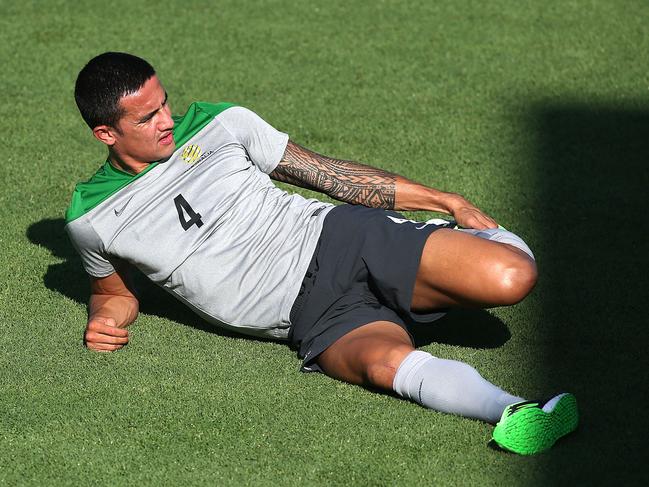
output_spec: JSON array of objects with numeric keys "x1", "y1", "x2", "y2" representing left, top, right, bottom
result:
[{"x1": 92, "y1": 125, "x2": 119, "y2": 146}]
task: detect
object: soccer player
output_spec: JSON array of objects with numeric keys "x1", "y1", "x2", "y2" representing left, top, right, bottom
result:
[{"x1": 67, "y1": 52, "x2": 578, "y2": 454}]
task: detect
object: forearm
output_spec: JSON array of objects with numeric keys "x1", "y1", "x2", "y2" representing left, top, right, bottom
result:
[
  {"x1": 88, "y1": 293, "x2": 139, "y2": 328},
  {"x1": 272, "y1": 141, "x2": 397, "y2": 208},
  {"x1": 272, "y1": 141, "x2": 465, "y2": 213}
]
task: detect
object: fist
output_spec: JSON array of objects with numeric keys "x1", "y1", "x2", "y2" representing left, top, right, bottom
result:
[{"x1": 84, "y1": 317, "x2": 129, "y2": 352}]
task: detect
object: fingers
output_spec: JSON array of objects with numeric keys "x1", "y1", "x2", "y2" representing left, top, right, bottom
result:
[
  {"x1": 85, "y1": 318, "x2": 129, "y2": 352},
  {"x1": 87, "y1": 320, "x2": 128, "y2": 337},
  {"x1": 466, "y1": 207, "x2": 497, "y2": 229},
  {"x1": 472, "y1": 212, "x2": 498, "y2": 230},
  {"x1": 85, "y1": 334, "x2": 129, "y2": 351},
  {"x1": 457, "y1": 209, "x2": 498, "y2": 230},
  {"x1": 448, "y1": 195, "x2": 498, "y2": 230},
  {"x1": 89, "y1": 342, "x2": 127, "y2": 352},
  {"x1": 85, "y1": 330, "x2": 129, "y2": 345}
]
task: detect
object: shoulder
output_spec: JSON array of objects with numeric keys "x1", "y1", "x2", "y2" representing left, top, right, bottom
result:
[
  {"x1": 65, "y1": 161, "x2": 140, "y2": 223},
  {"x1": 172, "y1": 101, "x2": 238, "y2": 147}
]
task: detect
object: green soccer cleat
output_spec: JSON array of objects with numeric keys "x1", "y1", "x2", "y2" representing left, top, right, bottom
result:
[{"x1": 492, "y1": 393, "x2": 579, "y2": 455}]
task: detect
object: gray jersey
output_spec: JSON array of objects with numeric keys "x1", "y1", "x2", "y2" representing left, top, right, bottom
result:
[{"x1": 66, "y1": 102, "x2": 333, "y2": 340}]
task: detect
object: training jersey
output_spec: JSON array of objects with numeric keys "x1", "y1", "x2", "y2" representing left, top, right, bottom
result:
[{"x1": 65, "y1": 103, "x2": 333, "y2": 340}]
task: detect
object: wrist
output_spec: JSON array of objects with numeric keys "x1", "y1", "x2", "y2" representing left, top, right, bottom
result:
[
  {"x1": 393, "y1": 177, "x2": 468, "y2": 214},
  {"x1": 422, "y1": 190, "x2": 466, "y2": 215}
]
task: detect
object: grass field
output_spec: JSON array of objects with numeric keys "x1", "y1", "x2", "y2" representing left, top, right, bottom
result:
[{"x1": 2, "y1": 0, "x2": 649, "y2": 485}]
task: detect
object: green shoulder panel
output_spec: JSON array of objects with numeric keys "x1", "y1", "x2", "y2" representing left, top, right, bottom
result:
[
  {"x1": 172, "y1": 101, "x2": 236, "y2": 147},
  {"x1": 65, "y1": 101, "x2": 236, "y2": 223},
  {"x1": 64, "y1": 160, "x2": 158, "y2": 223}
]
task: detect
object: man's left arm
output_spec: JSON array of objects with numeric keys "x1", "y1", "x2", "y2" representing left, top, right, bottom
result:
[{"x1": 270, "y1": 141, "x2": 497, "y2": 230}]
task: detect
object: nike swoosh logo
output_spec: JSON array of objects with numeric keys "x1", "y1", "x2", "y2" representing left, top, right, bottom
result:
[
  {"x1": 114, "y1": 196, "x2": 134, "y2": 217},
  {"x1": 386, "y1": 215, "x2": 437, "y2": 230}
]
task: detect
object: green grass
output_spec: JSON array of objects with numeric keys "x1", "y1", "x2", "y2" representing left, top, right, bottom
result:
[{"x1": 2, "y1": 0, "x2": 648, "y2": 485}]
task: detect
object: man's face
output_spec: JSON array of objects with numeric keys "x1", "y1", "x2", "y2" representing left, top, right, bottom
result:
[{"x1": 110, "y1": 75, "x2": 175, "y2": 166}]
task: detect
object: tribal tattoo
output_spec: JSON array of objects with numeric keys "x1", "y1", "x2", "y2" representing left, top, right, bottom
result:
[{"x1": 270, "y1": 141, "x2": 397, "y2": 209}]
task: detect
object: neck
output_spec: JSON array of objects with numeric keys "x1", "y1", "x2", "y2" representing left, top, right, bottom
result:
[{"x1": 108, "y1": 150, "x2": 150, "y2": 175}]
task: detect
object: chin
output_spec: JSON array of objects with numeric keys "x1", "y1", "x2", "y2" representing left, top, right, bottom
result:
[{"x1": 158, "y1": 145, "x2": 177, "y2": 161}]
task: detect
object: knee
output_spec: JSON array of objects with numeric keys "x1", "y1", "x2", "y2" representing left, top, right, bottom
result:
[
  {"x1": 491, "y1": 254, "x2": 538, "y2": 305},
  {"x1": 365, "y1": 344, "x2": 414, "y2": 389}
]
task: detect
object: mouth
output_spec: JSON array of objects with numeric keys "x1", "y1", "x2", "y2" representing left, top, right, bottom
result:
[{"x1": 159, "y1": 131, "x2": 174, "y2": 146}]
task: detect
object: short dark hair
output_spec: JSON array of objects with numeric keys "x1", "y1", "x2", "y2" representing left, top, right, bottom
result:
[{"x1": 74, "y1": 52, "x2": 156, "y2": 129}]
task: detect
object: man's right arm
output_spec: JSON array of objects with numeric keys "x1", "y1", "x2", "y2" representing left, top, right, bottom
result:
[
  {"x1": 85, "y1": 269, "x2": 139, "y2": 352},
  {"x1": 271, "y1": 141, "x2": 497, "y2": 230}
]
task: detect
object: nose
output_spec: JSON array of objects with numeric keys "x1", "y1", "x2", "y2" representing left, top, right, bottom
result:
[{"x1": 159, "y1": 103, "x2": 174, "y2": 131}]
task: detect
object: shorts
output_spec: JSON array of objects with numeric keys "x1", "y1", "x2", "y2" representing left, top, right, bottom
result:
[{"x1": 288, "y1": 204, "x2": 448, "y2": 372}]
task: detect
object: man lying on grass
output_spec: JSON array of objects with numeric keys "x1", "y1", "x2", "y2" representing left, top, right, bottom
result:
[{"x1": 67, "y1": 52, "x2": 578, "y2": 455}]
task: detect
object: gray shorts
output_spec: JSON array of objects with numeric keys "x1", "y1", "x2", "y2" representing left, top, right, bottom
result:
[{"x1": 288, "y1": 204, "x2": 448, "y2": 372}]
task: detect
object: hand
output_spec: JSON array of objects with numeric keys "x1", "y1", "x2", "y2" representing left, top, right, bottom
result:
[
  {"x1": 84, "y1": 317, "x2": 129, "y2": 352},
  {"x1": 447, "y1": 195, "x2": 498, "y2": 230}
]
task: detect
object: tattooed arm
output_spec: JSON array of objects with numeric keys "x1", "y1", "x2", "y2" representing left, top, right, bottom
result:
[{"x1": 270, "y1": 141, "x2": 497, "y2": 229}]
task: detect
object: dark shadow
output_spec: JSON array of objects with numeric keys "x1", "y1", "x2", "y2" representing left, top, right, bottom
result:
[
  {"x1": 28, "y1": 218, "x2": 89, "y2": 305},
  {"x1": 409, "y1": 308, "x2": 510, "y2": 349},
  {"x1": 533, "y1": 105, "x2": 649, "y2": 484},
  {"x1": 27, "y1": 218, "x2": 241, "y2": 340},
  {"x1": 27, "y1": 218, "x2": 511, "y2": 351}
]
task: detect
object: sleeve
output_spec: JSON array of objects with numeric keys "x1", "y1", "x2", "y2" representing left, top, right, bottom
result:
[
  {"x1": 65, "y1": 215, "x2": 116, "y2": 278},
  {"x1": 218, "y1": 106, "x2": 289, "y2": 174}
]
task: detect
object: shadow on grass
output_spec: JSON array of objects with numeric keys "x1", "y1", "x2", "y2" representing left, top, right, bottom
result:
[
  {"x1": 27, "y1": 218, "x2": 511, "y2": 351},
  {"x1": 532, "y1": 105, "x2": 649, "y2": 484},
  {"x1": 26, "y1": 218, "x2": 240, "y2": 340},
  {"x1": 409, "y1": 309, "x2": 510, "y2": 349}
]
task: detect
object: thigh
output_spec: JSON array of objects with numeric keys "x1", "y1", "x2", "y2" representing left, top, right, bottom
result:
[
  {"x1": 412, "y1": 228, "x2": 537, "y2": 311},
  {"x1": 316, "y1": 321, "x2": 415, "y2": 390}
]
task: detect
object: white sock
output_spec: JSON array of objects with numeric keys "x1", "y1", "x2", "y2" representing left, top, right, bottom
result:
[
  {"x1": 392, "y1": 351, "x2": 524, "y2": 423},
  {"x1": 459, "y1": 227, "x2": 535, "y2": 260}
]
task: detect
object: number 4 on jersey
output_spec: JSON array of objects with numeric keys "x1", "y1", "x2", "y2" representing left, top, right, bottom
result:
[{"x1": 174, "y1": 194, "x2": 204, "y2": 230}]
